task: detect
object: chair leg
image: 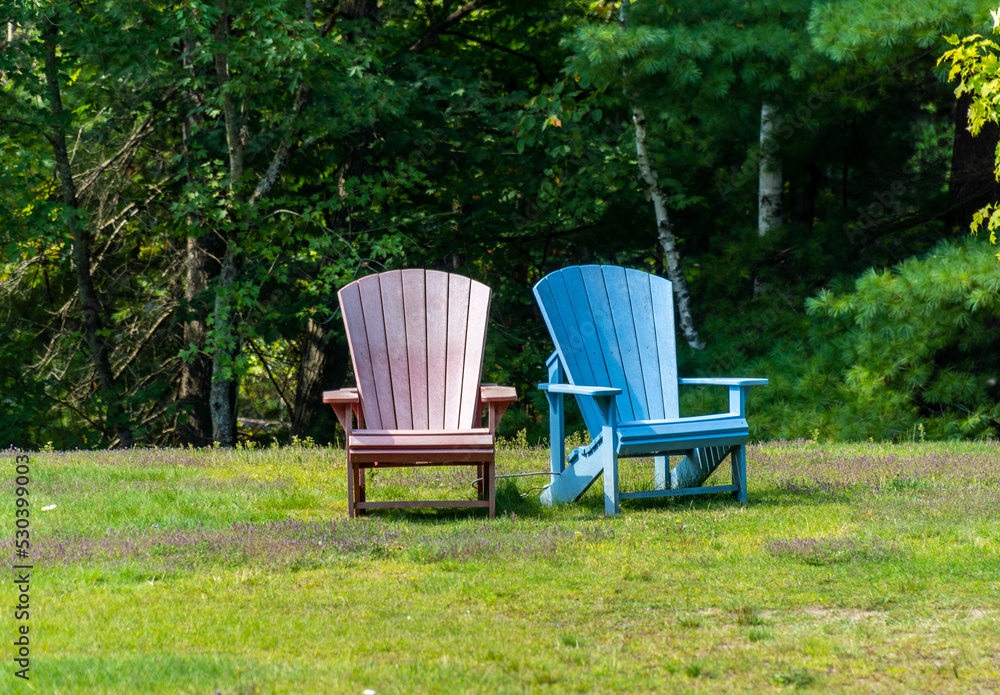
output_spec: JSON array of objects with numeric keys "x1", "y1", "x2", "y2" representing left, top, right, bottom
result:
[
  {"x1": 347, "y1": 458, "x2": 356, "y2": 519},
  {"x1": 476, "y1": 464, "x2": 485, "y2": 500},
  {"x1": 731, "y1": 445, "x2": 748, "y2": 503},
  {"x1": 654, "y1": 455, "x2": 669, "y2": 490},
  {"x1": 358, "y1": 467, "x2": 367, "y2": 515},
  {"x1": 487, "y1": 460, "x2": 496, "y2": 519},
  {"x1": 603, "y1": 448, "x2": 620, "y2": 515}
]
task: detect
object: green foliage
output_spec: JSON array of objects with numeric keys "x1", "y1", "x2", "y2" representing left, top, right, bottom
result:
[
  {"x1": 940, "y1": 9, "x2": 1000, "y2": 247},
  {"x1": 809, "y1": 0, "x2": 994, "y2": 64},
  {"x1": 806, "y1": 237, "x2": 1000, "y2": 439},
  {"x1": 2, "y1": 0, "x2": 1000, "y2": 446}
]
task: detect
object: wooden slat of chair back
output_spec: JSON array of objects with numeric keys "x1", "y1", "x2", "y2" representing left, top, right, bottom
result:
[
  {"x1": 339, "y1": 269, "x2": 491, "y2": 431},
  {"x1": 534, "y1": 265, "x2": 680, "y2": 430}
]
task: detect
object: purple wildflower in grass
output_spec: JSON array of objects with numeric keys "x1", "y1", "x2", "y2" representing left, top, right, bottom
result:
[
  {"x1": 767, "y1": 535, "x2": 900, "y2": 566},
  {"x1": 24, "y1": 518, "x2": 403, "y2": 569},
  {"x1": 416, "y1": 523, "x2": 614, "y2": 562},
  {"x1": 748, "y1": 443, "x2": 1000, "y2": 494},
  {"x1": 18, "y1": 518, "x2": 615, "y2": 570}
]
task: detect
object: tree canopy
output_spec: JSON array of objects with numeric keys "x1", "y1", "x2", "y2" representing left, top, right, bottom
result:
[{"x1": 2, "y1": 1, "x2": 1000, "y2": 447}]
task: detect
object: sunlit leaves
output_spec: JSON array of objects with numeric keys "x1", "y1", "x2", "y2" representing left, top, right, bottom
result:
[{"x1": 939, "y1": 12, "x2": 1000, "y2": 246}]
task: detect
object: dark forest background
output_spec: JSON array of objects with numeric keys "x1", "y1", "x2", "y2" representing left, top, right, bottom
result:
[{"x1": 3, "y1": 0, "x2": 1000, "y2": 449}]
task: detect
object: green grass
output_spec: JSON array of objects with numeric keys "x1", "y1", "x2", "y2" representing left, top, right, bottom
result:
[{"x1": 3, "y1": 439, "x2": 1000, "y2": 693}]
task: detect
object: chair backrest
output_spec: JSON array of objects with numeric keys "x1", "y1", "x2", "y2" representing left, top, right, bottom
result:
[
  {"x1": 339, "y1": 269, "x2": 491, "y2": 431},
  {"x1": 534, "y1": 265, "x2": 679, "y2": 432}
]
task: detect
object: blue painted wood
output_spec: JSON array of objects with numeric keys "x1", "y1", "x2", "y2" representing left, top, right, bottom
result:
[
  {"x1": 562, "y1": 268, "x2": 613, "y2": 396},
  {"x1": 626, "y1": 268, "x2": 665, "y2": 420},
  {"x1": 731, "y1": 444, "x2": 748, "y2": 503},
  {"x1": 534, "y1": 271, "x2": 603, "y2": 433},
  {"x1": 654, "y1": 456, "x2": 669, "y2": 490},
  {"x1": 603, "y1": 266, "x2": 647, "y2": 421},
  {"x1": 671, "y1": 445, "x2": 731, "y2": 489},
  {"x1": 562, "y1": 267, "x2": 618, "y2": 429},
  {"x1": 539, "y1": 383, "x2": 622, "y2": 397},
  {"x1": 545, "y1": 353, "x2": 566, "y2": 476},
  {"x1": 619, "y1": 485, "x2": 740, "y2": 500},
  {"x1": 677, "y1": 378, "x2": 770, "y2": 386},
  {"x1": 533, "y1": 264, "x2": 768, "y2": 514},
  {"x1": 597, "y1": 394, "x2": 619, "y2": 515},
  {"x1": 616, "y1": 414, "x2": 748, "y2": 455},
  {"x1": 650, "y1": 272, "x2": 679, "y2": 418},
  {"x1": 579, "y1": 266, "x2": 635, "y2": 423},
  {"x1": 539, "y1": 433, "x2": 605, "y2": 505},
  {"x1": 677, "y1": 379, "x2": 766, "y2": 418}
]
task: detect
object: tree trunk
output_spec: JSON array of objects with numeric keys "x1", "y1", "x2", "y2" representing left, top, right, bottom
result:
[
  {"x1": 290, "y1": 317, "x2": 350, "y2": 438},
  {"x1": 631, "y1": 103, "x2": 705, "y2": 350},
  {"x1": 177, "y1": 234, "x2": 220, "y2": 446},
  {"x1": 43, "y1": 20, "x2": 134, "y2": 447},
  {"x1": 206, "y1": 0, "x2": 325, "y2": 445},
  {"x1": 206, "y1": 0, "x2": 245, "y2": 446},
  {"x1": 209, "y1": 244, "x2": 241, "y2": 445},
  {"x1": 620, "y1": 0, "x2": 703, "y2": 350},
  {"x1": 288, "y1": 147, "x2": 372, "y2": 438},
  {"x1": 176, "y1": 38, "x2": 219, "y2": 446},
  {"x1": 758, "y1": 102, "x2": 782, "y2": 236},
  {"x1": 291, "y1": 318, "x2": 327, "y2": 437}
]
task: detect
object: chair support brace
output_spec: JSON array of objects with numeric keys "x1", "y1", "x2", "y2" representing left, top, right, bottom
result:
[{"x1": 541, "y1": 363, "x2": 764, "y2": 514}]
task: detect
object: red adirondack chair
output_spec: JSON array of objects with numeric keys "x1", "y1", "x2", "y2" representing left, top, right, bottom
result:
[{"x1": 323, "y1": 269, "x2": 517, "y2": 518}]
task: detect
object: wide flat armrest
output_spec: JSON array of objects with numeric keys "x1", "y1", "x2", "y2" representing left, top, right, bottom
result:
[
  {"x1": 539, "y1": 383, "x2": 622, "y2": 397},
  {"x1": 323, "y1": 388, "x2": 360, "y2": 404},
  {"x1": 480, "y1": 385, "x2": 517, "y2": 402},
  {"x1": 678, "y1": 378, "x2": 768, "y2": 387},
  {"x1": 678, "y1": 378, "x2": 766, "y2": 417}
]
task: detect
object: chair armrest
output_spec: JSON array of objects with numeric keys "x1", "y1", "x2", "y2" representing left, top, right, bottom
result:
[
  {"x1": 323, "y1": 388, "x2": 361, "y2": 436},
  {"x1": 322, "y1": 388, "x2": 360, "y2": 404},
  {"x1": 479, "y1": 385, "x2": 517, "y2": 433},
  {"x1": 480, "y1": 385, "x2": 517, "y2": 403},
  {"x1": 538, "y1": 383, "x2": 622, "y2": 397},
  {"x1": 678, "y1": 378, "x2": 768, "y2": 387},
  {"x1": 539, "y1": 383, "x2": 619, "y2": 430},
  {"x1": 678, "y1": 377, "x2": 767, "y2": 417}
]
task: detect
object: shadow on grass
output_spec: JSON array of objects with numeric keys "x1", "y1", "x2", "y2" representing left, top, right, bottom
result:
[
  {"x1": 356, "y1": 478, "x2": 547, "y2": 524},
  {"x1": 566, "y1": 485, "x2": 849, "y2": 516}
]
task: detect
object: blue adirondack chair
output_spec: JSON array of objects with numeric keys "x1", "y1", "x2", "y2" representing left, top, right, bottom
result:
[{"x1": 534, "y1": 265, "x2": 767, "y2": 515}]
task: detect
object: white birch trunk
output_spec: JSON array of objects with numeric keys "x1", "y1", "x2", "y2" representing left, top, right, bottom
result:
[
  {"x1": 620, "y1": 0, "x2": 703, "y2": 350},
  {"x1": 758, "y1": 102, "x2": 782, "y2": 236},
  {"x1": 632, "y1": 103, "x2": 705, "y2": 350}
]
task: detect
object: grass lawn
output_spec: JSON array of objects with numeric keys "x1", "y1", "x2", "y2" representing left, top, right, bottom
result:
[{"x1": 3, "y1": 439, "x2": 999, "y2": 693}]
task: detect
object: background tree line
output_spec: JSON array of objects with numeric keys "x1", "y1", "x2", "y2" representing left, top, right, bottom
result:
[{"x1": 2, "y1": 0, "x2": 999, "y2": 449}]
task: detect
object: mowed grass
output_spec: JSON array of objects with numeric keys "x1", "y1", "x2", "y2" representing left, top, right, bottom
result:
[{"x1": 3, "y1": 439, "x2": 1000, "y2": 694}]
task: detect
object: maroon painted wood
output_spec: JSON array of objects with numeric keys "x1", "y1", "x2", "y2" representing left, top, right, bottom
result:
[
  {"x1": 460, "y1": 281, "x2": 492, "y2": 427},
  {"x1": 380, "y1": 270, "x2": 412, "y2": 429},
  {"x1": 444, "y1": 273, "x2": 471, "y2": 428},
  {"x1": 326, "y1": 269, "x2": 516, "y2": 519},
  {"x1": 425, "y1": 270, "x2": 449, "y2": 430},
  {"x1": 402, "y1": 270, "x2": 429, "y2": 429}
]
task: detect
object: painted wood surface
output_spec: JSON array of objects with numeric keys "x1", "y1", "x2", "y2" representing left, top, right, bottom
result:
[
  {"x1": 340, "y1": 269, "x2": 491, "y2": 431},
  {"x1": 534, "y1": 265, "x2": 766, "y2": 514},
  {"x1": 327, "y1": 269, "x2": 516, "y2": 519}
]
